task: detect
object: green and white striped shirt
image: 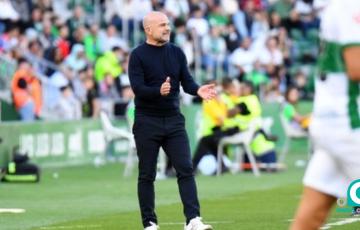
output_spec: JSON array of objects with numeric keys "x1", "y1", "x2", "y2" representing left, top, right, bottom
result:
[{"x1": 313, "y1": 0, "x2": 360, "y2": 129}]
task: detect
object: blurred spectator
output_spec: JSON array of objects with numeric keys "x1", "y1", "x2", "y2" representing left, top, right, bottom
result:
[
  {"x1": 220, "y1": 0, "x2": 239, "y2": 15},
  {"x1": 81, "y1": 75, "x2": 100, "y2": 118},
  {"x1": 26, "y1": 6, "x2": 43, "y2": 32},
  {"x1": 11, "y1": 59, "x2": 42, "y2": 120},
  {"x1": 24, "y1": 39, "x2": 45, "y2": 74},
  {"x1": 277, "y1": 27, "x2": 291, "y2": 65},
  {"x1": 237, "y1": 80, "x2": 278, "y2": 171},
  {"x1": 54, "y1": 84, "x2": 82, "y2": 120},
  {"x1": 251, "y1": 10, "x2": 269, "y2": 41},
  {"x1": 0, "y1": 0, "x2": 20, "y2": 21},
  {"x1": 186, "y1": 5, "x2": 209, "y2": 37},
  {"x1": 98, "y1": 24, "x2": 127, "y2": 54},
  {"x1": 0, "y1": 25, "x2": 21, "y2": 53},
  {"x1": 258, "y1": 36, "x2": 283, "y2": 68},
  {"x1": 48, "y1": 65, "x2": 74, "y2": 90},
  {"x1": 38, "y1": 20, "x2": 55, "y2": 49},
  {"x1": 117, "y1": 53, "x2": 134, "y2": 104},
  {"x1": 150, "y1": 0, "x2": 165, "y2": 11},
  {"x1": 105, "y1": 0, "x2": 152, "y2": 24},
  {"x1": 268, "y1": 11, "x2": 282, "y2": 32},
  {"x1": 95, "y1": 46, "x2": 124, "y2": 83},
  {"x1": 201, "y1": 26, "x2": 226, "y2": 79},
  {"x1": 207, "y1": 3, "x2": 229, "y2": 30},
  {"x1": 69, "y1": 25, "x2": 87, "y2": 47},
  {"x1": 282, "y1": 86, "x2": 310, "y2": 130},
  {"x1": 270, "y1": 0, "x2": 293, "y2": 19},
  {"x1": 282, "y1": 10, "x2": 303, "y2": 36},
  {"x1": 229, "y1": 37, "x2": 257, "y2": 78},
  {"x1": 104, "y1": 0, "x2": 152, "y2": 41},
  {"x1": 44, "y1": 46, "x2": 63, "y2": 76},
  {"x1": 66, "y1": 5, "x2": 87, "y2": 38},
  {"x1": 83, "y1": 23, "x2": 101, "y2": 62},
  {"x1": 54, "y1": 24, "x2": 71, "y2": 59},
  {"x1": 239, "y1": 0, "x2": 264, "y2": 10},
  {"x1": 99, "y1": 73, "x2": 119, "y2": 99},
  {"x1": 244, "y1": 60, "x2": 268, "y2": 91},
  {"x1": 64, "y1": 44, "x2": 87, "y2": 72},
  {"x1": 293, "y1": 70, "x2": 308, "y2": 98},
  {"x1": 67, "y1": 0, "x2": 95, "y2": 15},
  {"x1": 223, "y1": 23, "x2": 241, "y2": 53},
  {"x1": 264, "y1": 76, "x2": 283, "y2": 102},
  {"x1": 164, "y1": 0, "x2": 190, "y2": 20},
  {"x1": 173, "y1": 18, "x2": 194, "y2": 67},
  {"x1": 36, "y1": 0, "x2": 53, "y2": 12},
  {"x1": 232, "y1": 0, "x2": 256, "y2": 39},
  {"x1": 13, "y1": 78, "x2": 35, "y2": 121},
  {"x1": 10, "y1": 0, "x2": 32, "y2": 22},
  {"x1": 51, "y1": 0, "x2": 72, "y2": 22}
]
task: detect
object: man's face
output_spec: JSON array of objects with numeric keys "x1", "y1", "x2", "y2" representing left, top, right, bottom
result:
[{"x1": 147, "y1": 15, "x2": 171, "y2": 43}]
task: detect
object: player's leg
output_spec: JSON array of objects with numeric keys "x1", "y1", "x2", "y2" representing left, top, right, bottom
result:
[
  {"x1": 290, "y1": 186, "x2": 336, "y2": 230},
  {"x1": 290, "y1": 146, "x2": 349, "y2": 230},
  {"x1": 162, "y1": 114, "x2": 200, "y2": 222},
  {"x1": 133, "y1": 114, "x2": 162, "y2": 228}
]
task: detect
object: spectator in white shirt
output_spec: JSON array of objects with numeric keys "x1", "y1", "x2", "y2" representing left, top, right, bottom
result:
[
  {"x1": 164, "y1": 0, "x2": 190, "y2": 20},
  {"x1": 229, "y1": 37, "x2": 257, "y2": 78},
  {"x1": 258, "y1": 36, "x2": 283, "y2": 67},
  {"x1": 98, "y1": 24, "x2": 127, "y2": 53},
  {"x1": 186, "y1": 5, "x2": 209, "y2": 38},
  {"x1": 55, "y1": 85, "x2": 82, "y2": 120}
]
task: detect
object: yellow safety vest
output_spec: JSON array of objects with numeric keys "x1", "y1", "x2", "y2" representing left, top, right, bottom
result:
[
  {"x1": 200, "y1": 98, "x2": 227, "y2": 137},
  {"x1": 220, "y1": 93, "x2": 244, "y2": 129}
]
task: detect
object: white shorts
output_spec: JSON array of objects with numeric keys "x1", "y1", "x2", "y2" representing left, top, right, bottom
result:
[{"x1": 303, "y1": 120, "x2": 360, "y2": 198}]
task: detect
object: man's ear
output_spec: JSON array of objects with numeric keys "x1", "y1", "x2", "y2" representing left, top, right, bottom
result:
[
  {"x1": 343, "y1": 46, "x2": 360, "y2": 81},
  {"x1": 145, "y1": 26, "x2": 151, "y2": 35}
]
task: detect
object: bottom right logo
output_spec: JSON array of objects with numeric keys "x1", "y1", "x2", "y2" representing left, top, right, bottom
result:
[{"x1": 336, "y1": 179, "x2": 360, "y2": 216}]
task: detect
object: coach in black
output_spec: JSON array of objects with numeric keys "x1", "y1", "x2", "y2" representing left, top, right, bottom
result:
[{"x1": 129, "y1": 11, "x2": 214, "y2": 230}]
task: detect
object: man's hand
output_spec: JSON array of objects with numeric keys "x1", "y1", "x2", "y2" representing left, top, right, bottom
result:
[
  {"x1": 160, "y1": 77, "x2": 171, "y2": 96},
  {"x1": 197, "y1": 84, "x2": 216, "y2": 101}
]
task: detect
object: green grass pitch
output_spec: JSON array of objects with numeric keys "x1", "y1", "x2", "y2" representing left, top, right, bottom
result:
[
  {"x1": 1, "y1": 146, "x2": 359, "y2": 230},
  {"x1": 1, "y1": 102, "x2": 359, "y2": 229}
]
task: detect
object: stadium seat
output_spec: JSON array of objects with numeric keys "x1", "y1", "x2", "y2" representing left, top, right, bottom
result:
[
  {"x1": 278, "y1": 113, "x2": 308, "y2": 163},
  {"x1": 100, "y1": 111, "x2": 136, "y2": 177},
  {"x1": 216, "y1": 119, "x2": 262, "y2": 177}
]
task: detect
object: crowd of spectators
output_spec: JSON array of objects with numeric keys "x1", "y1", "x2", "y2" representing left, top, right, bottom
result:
[{"x1": 0, "y1": 0, "x2": 323, "y2": 121}]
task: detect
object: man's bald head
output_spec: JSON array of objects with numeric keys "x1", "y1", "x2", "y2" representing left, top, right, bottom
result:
[
  {"x1": 142, "y1": 11, "x2": 168, "y2": 30},
  {"x1": 142, "y1": 11, "x2": 171, "y2": 46}
]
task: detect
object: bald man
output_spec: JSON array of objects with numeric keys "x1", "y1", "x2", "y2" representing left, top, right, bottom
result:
[{"x1": 129, "y1": 11, "x2": 214, "y2": 230}]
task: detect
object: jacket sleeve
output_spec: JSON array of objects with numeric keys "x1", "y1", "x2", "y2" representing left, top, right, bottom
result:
[
  {"x1": 128, "y1": 51, "x2": 161, "y2": 99},
  {"x1": 179, "y1": 49, "x2": 199, "y2": 96}
]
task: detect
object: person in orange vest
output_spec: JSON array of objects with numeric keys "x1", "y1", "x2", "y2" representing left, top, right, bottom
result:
[{"x1": 11, "y1": 58, "x2": 42, "y2": 121}]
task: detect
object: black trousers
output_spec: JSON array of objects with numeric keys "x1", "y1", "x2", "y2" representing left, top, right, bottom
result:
[{"x1": 133, "y1": 113, "x2": 200, "y2": 227}]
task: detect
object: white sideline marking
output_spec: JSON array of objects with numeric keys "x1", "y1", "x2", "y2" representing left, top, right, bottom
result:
[
  {"x1": 320, "y1": 218, "x2": 360, "y2": 229},
  {"x1": 39, "y1": 224, "x2": 102, "y2": 229},
  {"x1": 287, "y1": 218, "x2": 360, "y2": 229},
  {"x1": 0, "y1": 208, "x2": 25, "y2": 214},
  {"x1": 161, "y1": 220, "x2": 234, "y2": 225}
]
